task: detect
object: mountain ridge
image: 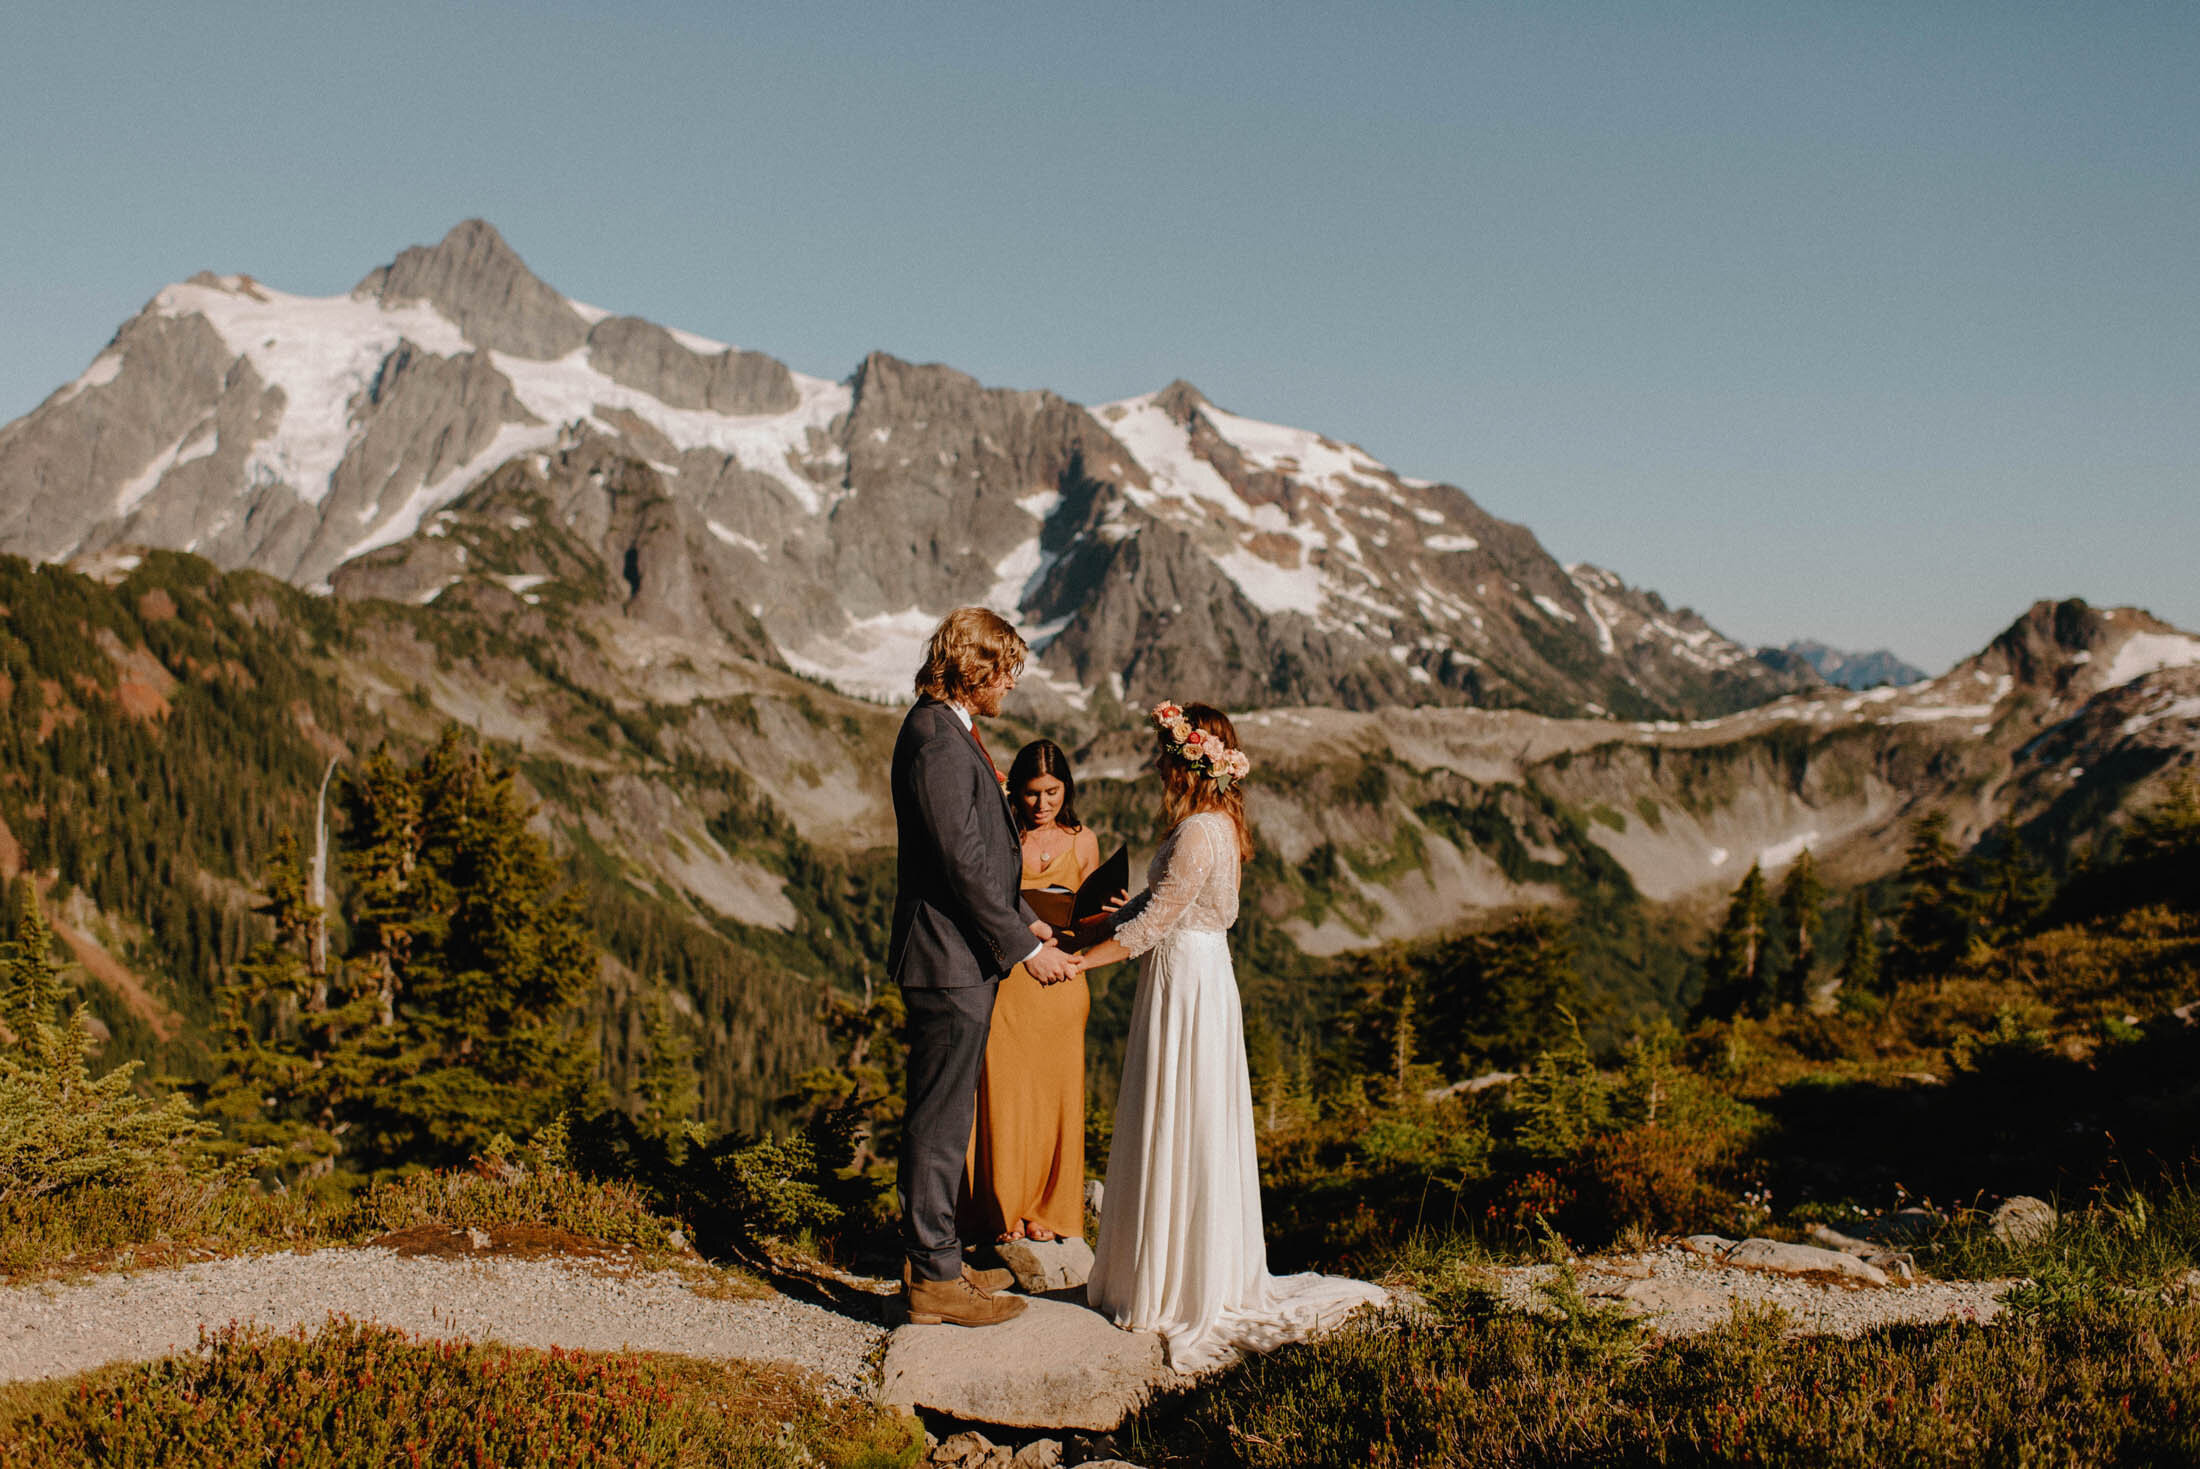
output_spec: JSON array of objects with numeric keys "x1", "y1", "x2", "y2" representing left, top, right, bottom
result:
[{"x1": 0, "y1": 219, "x2": 1809, "y2": 723}]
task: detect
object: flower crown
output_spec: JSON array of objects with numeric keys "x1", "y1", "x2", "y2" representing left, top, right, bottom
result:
[{"x1": 1150, "y1": 701, "x2": 1253, "y2": 791}]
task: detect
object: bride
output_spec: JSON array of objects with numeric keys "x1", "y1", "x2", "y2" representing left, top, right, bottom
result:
[{"x1": 1076, "y1": 701, "x2": 1387, "y2": 1371}]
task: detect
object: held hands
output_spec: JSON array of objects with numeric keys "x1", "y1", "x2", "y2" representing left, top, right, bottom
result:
[{"x1": 1026, "y1": 942, "x2": 1083, "y2": 986}]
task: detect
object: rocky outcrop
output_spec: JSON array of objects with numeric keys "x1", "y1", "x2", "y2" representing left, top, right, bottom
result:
[
  {"x1": 353, "y1": 219, "x2": 590, "y2": 360},
  {"x1": 585, "y1": 315, "x2": 798, "y2": 414},
  {"x1": 997, "y1": 1237, "x2": 1095, "y2": 1294},
  {"x1": 877, "y1": 1296, "x2": 1188, "y2": 1432}
]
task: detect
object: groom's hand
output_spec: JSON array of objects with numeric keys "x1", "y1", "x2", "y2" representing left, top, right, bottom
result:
[{"x1": 1027, "y1": 944, "x2": 1080, "y2": 986}]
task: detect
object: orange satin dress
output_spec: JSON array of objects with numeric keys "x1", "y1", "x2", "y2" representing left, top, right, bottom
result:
[{"x1": 964, "y1": 840, "x2": 1092, "y2": 1242}]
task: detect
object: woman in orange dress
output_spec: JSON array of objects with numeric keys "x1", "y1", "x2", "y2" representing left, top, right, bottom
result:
[{"x1": 965, "y1": 739, "x2": 1099, "y2": 1243}]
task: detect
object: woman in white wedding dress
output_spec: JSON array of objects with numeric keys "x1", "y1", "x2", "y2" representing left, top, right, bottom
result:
[{"x1": 1075, "y1": 701, "x2": 1387, "y2": 1372}]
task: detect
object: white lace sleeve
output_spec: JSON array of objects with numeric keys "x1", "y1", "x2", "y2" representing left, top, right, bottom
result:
[{"x1": 1112, "y1": 816, "x2": 1227, "y2": 958}]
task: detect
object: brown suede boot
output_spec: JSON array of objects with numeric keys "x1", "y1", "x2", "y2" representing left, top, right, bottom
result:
[
  {"x1": 905, "y1": 1271, "x2": 1028, "y2": 1327},
  {"x1": 903, "y1": 1261, "x2": 1018, "y2": 1297},
  {"x1": 964, "y1": 1263, "x2": 1015, "y2": 1294}
]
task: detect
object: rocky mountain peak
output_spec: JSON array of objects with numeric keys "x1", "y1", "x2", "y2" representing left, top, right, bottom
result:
[
  {"x1": 1977, "y1": 599, "x2": 2126, "y2": 687},
  {"x1": 1150, "y1": 379, "x2": 1209, "y2": 424},
  {"x1": 352, "y1": 219, "x2": 589, "y2": 360}
]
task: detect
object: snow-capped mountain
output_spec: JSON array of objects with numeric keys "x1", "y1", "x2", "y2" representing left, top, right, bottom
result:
[{"x1": 0, "y1": 220, "x2": 1811, "y2": 719}]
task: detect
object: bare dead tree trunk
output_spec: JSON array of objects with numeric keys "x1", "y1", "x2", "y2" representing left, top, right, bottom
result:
[{"x1": 309, "y1": 756, "x2": 337, "y2": 984}]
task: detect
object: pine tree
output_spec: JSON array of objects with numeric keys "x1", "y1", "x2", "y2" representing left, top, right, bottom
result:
[
  {"x1": 204, "y1": 831, "x2": 386, "y2": 1179},
  {"x1": 1703, "y1": 863, "x2": 1772, "y2": 1017},
  {"x1": 1836, "y1": 891, "x2": 1883, "y2": 999},
  {"x1": 1977, "y1": 836, "x2": 2052, "y2": 943},
  {"x1": 212, "y1": 729, "x2": 603, "y2": 1176},
  {"x1": 0, "y1": 889, "x2": 209, "y2": 1202},
  {"x1": 1775, "y1": 850, "x2": 1827, "y2": 1010},
  {"x1": 384, "y1": 729, "x2": 598, "y2": 1160},
  {"x1": 632, "y1": 992, "x2": 703, "y2": 1163},
  {"x1": 1889, "y1": 812, "x2": 1971, "y2": 986},
  {"x1": 2118, "y1": 774, "x2": 2200, "y2": 913}
]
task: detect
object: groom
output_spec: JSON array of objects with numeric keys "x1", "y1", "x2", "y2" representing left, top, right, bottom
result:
[{"x1": 891, "y1": 606, "x2": 1081, "y2": 1326}]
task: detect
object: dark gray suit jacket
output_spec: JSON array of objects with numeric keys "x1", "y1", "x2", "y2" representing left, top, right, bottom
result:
[{"x1": 888, "y1": 697, "x2": 1038, "y2": 990}]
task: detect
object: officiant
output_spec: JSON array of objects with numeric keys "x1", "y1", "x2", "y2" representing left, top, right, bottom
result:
[{"x1": 963, "y1": 739, "x2": 1122, "y2": 1247}]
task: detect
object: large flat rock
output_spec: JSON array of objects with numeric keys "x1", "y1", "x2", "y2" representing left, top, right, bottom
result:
[
  {"x1": 997, "y1": 1237, "x2": 1095, "y2": 1293},
  {"x1": 877, "y1": 1296, "x2": 1187, "y2": 1431}
]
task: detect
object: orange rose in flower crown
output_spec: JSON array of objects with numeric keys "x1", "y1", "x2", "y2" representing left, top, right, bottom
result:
[{"x1": 1149, "y1": 700, "x2": 1253, "y2": 792}]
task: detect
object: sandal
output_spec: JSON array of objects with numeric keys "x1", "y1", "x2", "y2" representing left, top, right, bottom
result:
[
  {"x1": 1025, "y1": 1223, "x2": 1058, "y2": 1243},
  {"x1": 996, "y1": 1229, "x2": 1026, "y2": 1244}
]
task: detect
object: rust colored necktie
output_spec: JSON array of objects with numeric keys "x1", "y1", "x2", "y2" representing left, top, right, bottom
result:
[{"x1": 967, "y1": 721, "x2": 1004, "y2": 787}]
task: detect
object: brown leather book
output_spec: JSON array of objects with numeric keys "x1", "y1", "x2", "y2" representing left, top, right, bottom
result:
[{"x1": 1024, "y1": 845, "x2": 1129, "y2": 950}]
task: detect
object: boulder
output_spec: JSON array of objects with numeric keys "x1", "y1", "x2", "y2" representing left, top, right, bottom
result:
[
  {"x1": 999, "y1": 1236, "x2": 1096, "y2": 1293},
  {"x1": 931, "y1": 1431, "x2": 1011, "y2": 1468},
  {"x1": 1587, "y1": 1277, "x2": 1725, "y2": 1315},
  {"x1": 1991, "y1": 1196, "x2": 2057, "y2": 1246},
  {"x1": 1722, "y1": 1238, "x2": 1889, "y2": 1286},
  {"x1": 1804, "y1": 1225, "x2": 1916, "y2": 1280},
  {"x1": 878, "y1": 1296, "x2": 1185, "y2": 1431},
  {"x1": 1679, "y1": 1234, "x2": 1736, "y2": 1257}
]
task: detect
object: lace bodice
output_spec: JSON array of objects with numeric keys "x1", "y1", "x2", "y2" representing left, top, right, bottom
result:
[{"x1": 1111, "y1": 812, "x2": 1240, "y2": 957}]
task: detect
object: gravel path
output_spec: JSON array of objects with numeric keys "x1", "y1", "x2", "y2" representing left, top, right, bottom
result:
[
  {"x1": 0, "y1": 1248, "x2": 886, "y2": 1393},
  {"x1": 0, "y1": 1243, "x2": 2025, "y2": 1402},
  {"x1": 1481, "y1": 1245, "x2": 2015, "y2": 1337}
]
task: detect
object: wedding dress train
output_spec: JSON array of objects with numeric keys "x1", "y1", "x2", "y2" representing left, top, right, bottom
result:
[{"x1": 1087, "y1": 813, "x2": 1387, "y2": 1371}]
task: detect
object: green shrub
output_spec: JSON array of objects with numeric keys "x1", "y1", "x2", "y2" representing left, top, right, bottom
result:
[
  {"x1": 1128, "y1": 1296, "x2": 2200, "y2": 1467},
  {"x1": 0, "y1": 1319, "x2": 923, "y2": 1469}
]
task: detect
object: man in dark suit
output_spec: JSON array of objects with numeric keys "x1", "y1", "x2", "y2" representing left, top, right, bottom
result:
[{"x1": 891, "y1": 607, "x2": 1082, "y2": 1326}]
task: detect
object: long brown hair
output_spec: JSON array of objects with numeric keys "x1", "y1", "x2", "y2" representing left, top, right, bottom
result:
[
  {"x1": 913, "y1": 607, "x2": 1027, "y2": 704},
  {"x1": 1006, "y1": 739, "x2": 1084, "y2": 833},
  {"x1": 1158, "y1": 703, "x2": 1253, "y2": 861}
]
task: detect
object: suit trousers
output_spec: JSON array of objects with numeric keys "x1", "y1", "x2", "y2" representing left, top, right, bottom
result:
[{"x1": 899, "y1": 981, "x2": 998, "y2": 1280}]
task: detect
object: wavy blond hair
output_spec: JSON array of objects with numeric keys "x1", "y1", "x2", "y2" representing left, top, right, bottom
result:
[
  {"x1": 913, "y1": 607, "x2": 1028, "y2": 704},
  {"x1": 1159, "y1": 703, "x2": 1254, "y2": 861}
]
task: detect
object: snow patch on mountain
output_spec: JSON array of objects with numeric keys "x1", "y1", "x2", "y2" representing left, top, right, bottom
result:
[
  {"x1": 1100, "y1": 394, "x2": 1238, "y2": 511},
  {"x1": 114, "y1": 421, "x2": 218, "y2": 514},
  {"x1": 780, "y1": 608, "x2": 942, "y2": 704},
  {"x1": 1199, "y1": 402, "x2": 1394, "y2": 495},
  {"x1": 490, "y1": 351, "x2": 849, "y2": 514},
  {"x1": 53, "y1": 350, "x2": 124, "y2": 406},
  {"x1": 2105, "y1": 632, "x2": 2200, "y2": 690},
  {"x1": 155, "y1": 277, "x2": 472, "y2": 508}
]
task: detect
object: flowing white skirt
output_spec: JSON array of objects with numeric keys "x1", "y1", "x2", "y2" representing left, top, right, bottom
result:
[{"x1": 1087, "y1": 929, "x2": 1387, "y2": 1371}]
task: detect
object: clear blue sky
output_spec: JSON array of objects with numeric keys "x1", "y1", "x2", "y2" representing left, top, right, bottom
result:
[{"x1": 5, "y1": 1, "x2": 2195, "y2": 672}]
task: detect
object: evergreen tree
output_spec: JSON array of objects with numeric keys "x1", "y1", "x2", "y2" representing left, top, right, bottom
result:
[
  {"x1": 1702, "y1": 863, "x2": 1771, "y2": 1017},
  {"x1": 381, "y1": 729, "x2": 598, "y2": 1160},
  {"x1": 1977, "y1": 836, "x2": 2052, "y2": 943},
  {"x1": 1, "y1": 889, "x2": 209, "y2": 1202},
  {"x1": 632, "y1": 992, "x2": 703, "y2": 1164},
  {"x1": 1409, "y1": 913, "x2": 1579, "y2": 1073},
  {"x1": 1836, "y1": 891, "x2": 1883, "y2": 999},
  {"x1": 214, "y1": 730, "x2": 601, "y2": 1175},
  {"x1": 2117, "y1": 774, "x2": 2200, "y2": 913},
  {"x1": 204, "y1": 831, "x2": 385, "y2": 1179},
  {"x1": 1775, "y1": 850, "x2": 1827, "y2": 1010},
  {"x1": 1889, "y1": 812, "x2": 1971, "y2": 985}
]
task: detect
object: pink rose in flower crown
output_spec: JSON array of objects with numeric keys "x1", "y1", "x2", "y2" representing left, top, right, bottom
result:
[{"x1": 1152, "y1": 701, "x2": 1184, "y2": 724}]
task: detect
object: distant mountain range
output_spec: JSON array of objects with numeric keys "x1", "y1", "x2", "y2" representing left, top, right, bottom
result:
[
  {"x1": 1760, "y1": 639, "x2": 1928, "y2": 691},
  {"x1": 0, "y1": 219, "x2": 1814, "y2": 723}
]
